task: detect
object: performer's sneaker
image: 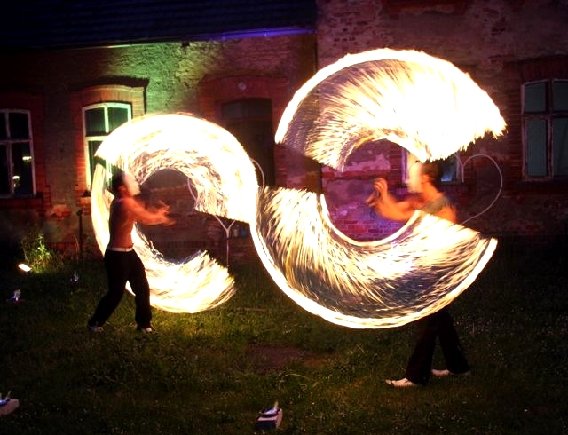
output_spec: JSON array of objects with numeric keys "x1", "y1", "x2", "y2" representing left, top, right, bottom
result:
[
  {"x1": 431, "y1": 368, "x2": 470, "y2": 377},
  {"x1": 87, "y1": 322, "x2": 103, "y2": 333},
  {"x1": 137, "y1": 325, "x2": 154, "y2": 333},
  {"x1": 385, "y1": 377, "x2": 418, "y2": 388}
]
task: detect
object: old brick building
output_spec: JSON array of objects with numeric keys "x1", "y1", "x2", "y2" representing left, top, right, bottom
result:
[{"x1": 0, "y1": 0, "x2": 567, "y2": 264}]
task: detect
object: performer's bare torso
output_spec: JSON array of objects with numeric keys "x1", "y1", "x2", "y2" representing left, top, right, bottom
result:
[{"x1": 107, "y1": 198, "x2": 135, "y2": 250}]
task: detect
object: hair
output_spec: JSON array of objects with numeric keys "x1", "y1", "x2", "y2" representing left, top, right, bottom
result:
[
  {"x1": 109, "y1": 171, "x2": 125, "y2": 194},
  {"x1": 421, "y1": 161, "x2": 440, "y2": 183}
]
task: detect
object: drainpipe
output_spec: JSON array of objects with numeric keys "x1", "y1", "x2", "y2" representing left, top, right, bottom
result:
[{"x1": 76, "y1": 209, "x2": 83, "y2": 260}]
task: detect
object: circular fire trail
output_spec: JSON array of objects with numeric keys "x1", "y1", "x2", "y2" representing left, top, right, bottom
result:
[
  {"x1": 90, "y1": 113, "x2": 257, "y2": 312},
  {"x1": 251, "y1": 48, "x2": 505, "y2": 327},
  {"x1": 249, "y1": 188, "x2": 496, "y2": 328}
]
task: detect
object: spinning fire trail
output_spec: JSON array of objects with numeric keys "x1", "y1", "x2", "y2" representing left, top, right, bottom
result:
[
  {"x1": 91, "y1": 49, "x2": 505, "y2": 328},
  {"x1": 91, "y1": 114, "x2": 257, "y2": 313}
]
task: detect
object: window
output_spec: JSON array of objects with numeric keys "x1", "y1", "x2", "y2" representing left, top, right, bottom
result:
[
  {"x1": 221, "y1": 98, "x2": 275, "y2": 185},
  {"x1": 83, "y1": 103, "x2": 131, "y2": 188},
  {"x1": 0, "y1": 110, "x2": 35, "y2": 196},
  {"x1": 523, "y1": 80, "x2": 568, "y2": 179},
  {"x1": 439, "y1": 154, "x2": 460, "y2": 183}
]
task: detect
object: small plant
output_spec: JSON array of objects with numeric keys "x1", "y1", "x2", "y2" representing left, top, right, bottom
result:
[{"x1": 20, "y1": 229, "x2": 62, "y2": 273}]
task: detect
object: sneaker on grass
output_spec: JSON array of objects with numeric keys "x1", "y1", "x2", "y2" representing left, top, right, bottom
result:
[
  {"x1": 385, "y1": 377, "x2": 418, "y2": 388},
  {"x1": 87, "y1": 323, "x2": 103, "y2": 333},
  {"x1": 431, "y1": 368, "x2": 470, "y2": 377}
]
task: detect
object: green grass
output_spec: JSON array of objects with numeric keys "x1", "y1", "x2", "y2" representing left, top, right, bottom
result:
[{"x1": 1, "y1": 238, "x2": 567, "y2": 434}]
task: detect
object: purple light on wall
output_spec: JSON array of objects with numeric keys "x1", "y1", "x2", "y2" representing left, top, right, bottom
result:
[{"x1": 192, "y1": 27, "x2": 314, "y2": 42}]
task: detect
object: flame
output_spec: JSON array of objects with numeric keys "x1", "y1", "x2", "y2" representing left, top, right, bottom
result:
[{"x1": 275, "y1": 48, "x2": 506, "y2": 169}]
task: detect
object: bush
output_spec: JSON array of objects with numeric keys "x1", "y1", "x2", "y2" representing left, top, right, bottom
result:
[{"x1": 20, "y1": 229, "x2": 63, "y2": 273}]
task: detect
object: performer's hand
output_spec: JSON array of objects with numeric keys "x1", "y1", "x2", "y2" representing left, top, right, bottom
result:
[
  {"x1": 365, "y1": 192, "x2": 377, "y2": 207},
  {"x1": 373, "y1": 178, "x2": 388, "y2": 197},
  {"x1": 156, "y1": 207, "x2": 175, "y2": 225},
  {"x1": 163, "y1": 216, "x2": 176, "y2": 226},
  {"x1": 156, "y1": 200, "x2": 170, "y2": 212}
]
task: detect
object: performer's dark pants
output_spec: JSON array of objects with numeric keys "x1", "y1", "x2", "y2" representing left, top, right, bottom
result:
[
  {"x1": 88, "y1": 249, "x2": 152, "y2": 328},
  {"x1": 405, "y1": 308, "x2": 469, "y2": 385}
]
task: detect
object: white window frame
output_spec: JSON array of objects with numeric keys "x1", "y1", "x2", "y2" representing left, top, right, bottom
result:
[
  {"x1": 0, "y1": 109, "x2": 36, "y2": 197},
  {"x1": 82, "y1": 102, "x2": 131, "y2": 190}
]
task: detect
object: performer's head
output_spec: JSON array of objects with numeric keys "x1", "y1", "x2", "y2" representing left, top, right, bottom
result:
[
  {"x1": 407, "y1": 160, "x2": 440, "y2": 193},
  {"x1": 421, "y1": 161, "x2": 440, "y2": 186},
  {"x1": 109, "y1": 171, "x2": 126, "y2": 195},
  {"x1": 109, "y1": 170, "x2": 139, "y2": 196}
]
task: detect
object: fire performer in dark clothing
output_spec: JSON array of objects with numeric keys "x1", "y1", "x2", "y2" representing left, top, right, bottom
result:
[
  {"x1": 88, "y1": 171, "x2": 174, "y2": 333},
  {"x1": 367, "y1": 161, "x2": 470, "y2": 387}
]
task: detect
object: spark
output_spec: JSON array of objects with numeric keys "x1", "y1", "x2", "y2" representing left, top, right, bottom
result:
[
  {"x1": 91, "y1": 113, "x2": 258, "y2": 312},
  {"x1": 275, "y1": 48, "x2": 506, "y2": 169}
]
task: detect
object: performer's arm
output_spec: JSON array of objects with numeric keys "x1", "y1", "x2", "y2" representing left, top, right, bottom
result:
[
  {"x1": 435, "y1": 204, "x2": 456, "y2": 224},
  {"x1": 367, "y1": 178, "x2": 414, "y2": 222},
  {"x1": 124, "y1": 196, "x2": 175, "y2": 226}
]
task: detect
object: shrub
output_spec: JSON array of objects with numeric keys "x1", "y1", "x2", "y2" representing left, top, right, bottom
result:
[{"x1": 20, "y1": 229, "x2": 63, "y2": 273}]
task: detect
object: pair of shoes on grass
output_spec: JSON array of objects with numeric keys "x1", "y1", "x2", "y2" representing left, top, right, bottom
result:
[
  {"x1": 431, "y1": 368, "x2": 471, "y2": 378},
  {"x1": 88, "y1": 323, "x2": 155, "y2": 333},
  {"x1": 385, "y1": 369, "x2": 471, "y2": 387}
]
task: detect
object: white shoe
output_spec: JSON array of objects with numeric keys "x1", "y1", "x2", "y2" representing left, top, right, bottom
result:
[
  {"x1": 431, "y1": 368, "x2": 470, "y2": 377},
  {"x1": 87, "y1": 323, "x2": 103, "y2": 333},
  {"x1": 385, "y1": 377, "x2": 418, "y2": 388}
]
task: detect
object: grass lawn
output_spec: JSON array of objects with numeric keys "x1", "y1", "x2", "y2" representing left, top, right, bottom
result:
[{"x1": 0, "y1": 237, "x2": 566, "y2": 434}]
